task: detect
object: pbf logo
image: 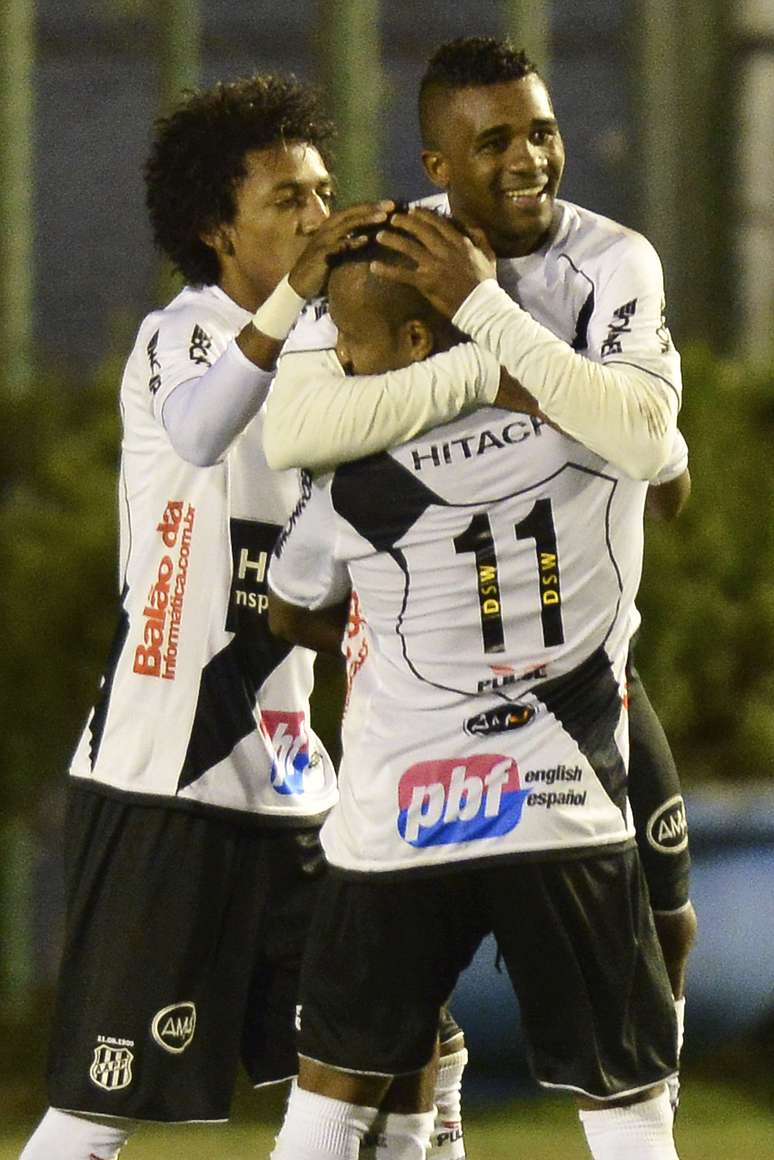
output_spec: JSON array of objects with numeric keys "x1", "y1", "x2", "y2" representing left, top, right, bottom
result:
[
  {"x1": 397, "y1": 755, "x2": 530, "y2": 848},
  {"x1": 262, "y1": 710, "x2": 312, "y2": 796}
]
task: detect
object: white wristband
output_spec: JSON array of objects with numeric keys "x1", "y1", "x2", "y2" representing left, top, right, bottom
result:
[{"x1": 251, "y1": 274, "x2": 306, "y2": 340}]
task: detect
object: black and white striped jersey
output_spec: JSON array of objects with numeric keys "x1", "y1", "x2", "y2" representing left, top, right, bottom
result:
[
  {"x1": 70, "y1": 284, "x2": 337, "y2": 822},
  {"x1": 269, "y1": 407, "x2": 648, "y2": 873},
  {"x1": 268, "y1": 197, "x2": 686, "y2": 872}
]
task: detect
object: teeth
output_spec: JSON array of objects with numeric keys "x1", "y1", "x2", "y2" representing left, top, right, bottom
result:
[{"x1": 505, "y1": 186, "x2": 545, "y2": 199}]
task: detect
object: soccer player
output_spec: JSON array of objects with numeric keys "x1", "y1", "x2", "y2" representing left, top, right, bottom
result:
[
  {"x1": 266, "y1": 229, "x2": 681, "y2": 1159},
  {"x1": 18, "y1": 74, "x2": 396, "y2": 1160},
  {"x1": 264, "y1": 33, "x2": 696, "y2": 1120}
]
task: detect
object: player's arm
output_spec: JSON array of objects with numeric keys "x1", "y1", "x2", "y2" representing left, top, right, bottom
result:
[
  {"x1": 373, "y1": 209, "x2": 681, "y2": 481},
  {"x1": 267, "y1": 470, "x2": 351, "y2": 652},
  {"x1": 162, "y1": 201, "x2": 394, "y2": 466},
  {"x1": 647, "y1": 470, "x2": 691, "y2": 521},
  {"x1": 268, "y1": 591, "x2": 350, "y2": 655},
  {"x1": 646, "y1": 428, "x2": 691, "y2": 521},
  {"x1": 263, "y1": 340, "x2": 512, "y2": 472}
]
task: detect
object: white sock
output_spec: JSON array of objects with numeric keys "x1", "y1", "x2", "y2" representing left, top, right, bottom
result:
[
  {"x1": 271, "y1": 1082, "x2": 379, "y2": 1159},
  {"x1": 667, "y1": 996, "x2": 686, "y2": 1113},
  {"x1": 19, "y1": 1108, "x2": 131, "y2": 1160},
  {"x1": 579, "y1": 1088, "x2": 679, "y2": 1159},
  {"x1": 430, "y1": 1047, "x2": 468, "y2": 1158},
  {"x1": 365, "y1": 1110, "x2": 436, "y2": 1158}
]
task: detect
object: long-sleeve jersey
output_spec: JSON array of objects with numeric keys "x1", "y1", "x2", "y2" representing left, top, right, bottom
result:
[
  {"x1": 269, "y1": 404, "x2": 651, "y2": 874},
  {"x1": 263, "y1": 197, "x2": 682, "y2": 480},
  {"x1": 70, "y1": 283, "x2": 337, "y2": 824}
]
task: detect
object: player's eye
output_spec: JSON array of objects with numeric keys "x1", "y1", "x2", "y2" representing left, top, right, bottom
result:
[{"x1": 477, "y1": 137, "x2": 507, "y2": 155}]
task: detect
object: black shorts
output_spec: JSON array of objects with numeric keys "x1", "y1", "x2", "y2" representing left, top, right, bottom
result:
[
  {"x1": 297, "y1": 846, "x2": 677, "y2": 1100},
  {"x1": 627, "y1": 659, "x2": 691, "y2": 912},
  {"x1": 47, "y1": 781, "x2": 325, "y2": 1122}
]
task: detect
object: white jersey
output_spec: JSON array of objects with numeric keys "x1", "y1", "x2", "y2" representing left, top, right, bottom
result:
[
  {"x1": 268, "y1": 197, "x2": 686, "y2": 873},
  {"x1": 70, "y1": 283, "x2": 337, "y2": 823},
  {"x1": 269, "y1": 407, "x2": 648, "y2": 874},
  {"x1": 420, "y1": 193, "x2": 681, "y2": 406}
]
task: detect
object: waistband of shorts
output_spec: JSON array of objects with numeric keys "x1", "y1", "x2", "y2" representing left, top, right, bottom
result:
[{"x1": 327, "y1": 837, "x2": 637, "y2": 883}]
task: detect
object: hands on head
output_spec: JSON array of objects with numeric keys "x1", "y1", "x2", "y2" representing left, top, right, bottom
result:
[
  {"x1": 288, "y1": 200, "x2": 396, "y2": 299},
  {"x1": 371, "y1": 207, "x2": 497, "y2": 318},
  {"x1": 289, "y1": 202, "x2": 497, "y2": 317}
]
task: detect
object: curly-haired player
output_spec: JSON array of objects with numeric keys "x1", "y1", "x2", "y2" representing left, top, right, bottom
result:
[{"x1": 19, "y1": 74, "x2": 393, "y2": 1160}]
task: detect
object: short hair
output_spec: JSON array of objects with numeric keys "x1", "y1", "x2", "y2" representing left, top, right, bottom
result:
[
  {"x1": 419, "y1": 36, "x2": 538, "y2": 148},
  {"x1": 328, "y1": 217, "x2": 461, "y2": 346},
  {"x1": 145, "y1": 74, "x2": 334, "y2": 285}
]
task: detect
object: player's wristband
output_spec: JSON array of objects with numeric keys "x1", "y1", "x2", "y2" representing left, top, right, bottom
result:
[{"x1": 251, "y1": 274, "x2": 306, "y2": 340}]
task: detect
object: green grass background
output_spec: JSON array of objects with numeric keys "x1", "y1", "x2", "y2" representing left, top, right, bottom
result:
[{"x1": 4, "y1": 1073, "x2": 773, "y2": 1159}]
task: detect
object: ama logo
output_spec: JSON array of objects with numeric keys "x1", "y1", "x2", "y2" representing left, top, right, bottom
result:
[
  {"x1": 397, "y1": 755, "x2": 530, "y2": 848},
  {"x1": 262, "y1": 710, "x2": 312, "y2": 795}
]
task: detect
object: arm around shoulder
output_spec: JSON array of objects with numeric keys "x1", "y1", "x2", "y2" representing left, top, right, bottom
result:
[
  {"x1": 453, "y1": 280, "x2": 679, "y2": 480},
  {"x1": 263, "y1": 343, "x2": 501, "y2": 472}
]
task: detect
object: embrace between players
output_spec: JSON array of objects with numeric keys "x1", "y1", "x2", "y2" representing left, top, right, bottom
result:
[{"x1": 21, "y1": 35, "x2": 696, "y2": 1160}]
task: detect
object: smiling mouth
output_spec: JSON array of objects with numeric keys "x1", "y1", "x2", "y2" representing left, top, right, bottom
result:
[{"x1": 502, "y1": 185, "x2": 549, "y2": 203}]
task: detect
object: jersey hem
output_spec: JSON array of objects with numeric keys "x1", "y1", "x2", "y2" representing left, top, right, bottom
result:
[
  {"x1": 326, "y1": 837, "x2": 636, "y2": 882},
  {"x1": 67, "y1": 775, "x2": 333, "y2": 831}
]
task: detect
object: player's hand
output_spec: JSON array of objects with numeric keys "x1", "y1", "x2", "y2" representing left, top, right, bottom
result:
[
  {"x1": 289, "y1": 201, "x2": 395, "y2": 299},
  {"x1": 370, "y1": 208, "x2": 497, "y2": 318}
]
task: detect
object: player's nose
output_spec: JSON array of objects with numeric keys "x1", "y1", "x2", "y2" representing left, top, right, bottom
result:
[
  {"x1": 503, "y1": 135, "x2": 546, "y2": 174},
  {"x1": 301, "y1": 192, "x2": 331, "y2": 234}
]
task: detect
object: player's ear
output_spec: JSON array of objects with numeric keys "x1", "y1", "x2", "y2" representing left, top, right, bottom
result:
[
  {"x1": 403, "y1": 319, "x2": 435, "y2": 363},
  {"x1": 421, "y1": 150, "x2": 450, "y2": 191},
  {"x1": 200, "y1": 224, "x2": 235, "y2": 258}
]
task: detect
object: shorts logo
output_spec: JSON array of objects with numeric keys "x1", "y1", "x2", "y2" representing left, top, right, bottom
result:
[
  {"x1": 646, "y1": 794, "x2": 688, "y2": 854},
  {"x1": 464, "y1": 703, "x2": 535, "y2": 736},
  {"x1": 151, "y1": 1001, "x2": 197, "y2": 1054},
  {"x1": 89, "y1": 1043, "x2": 134, "y2": 1091},
  {"x1": 397, "y1": 755, "x2": 529, "y2": 847}
]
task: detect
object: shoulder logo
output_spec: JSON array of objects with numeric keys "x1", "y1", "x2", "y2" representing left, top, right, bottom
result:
[
  {"x1": 189, "y1": 324, "x2": 213, "y2": 366},
  {"x1": 600, "y1": 298, "x2": 638, "y2": 358},
  {"x1": 89, "y1": 1041, "x2": 134, "y2": 1091},
  {"x1": 646, "y1": 794, "x2": 688, "y2": 854},
  {"x1": 151, "y1": 1001, "x2": 197, "y2": 1054},
  {"x1": 656, "y1": 296, "x2": 672, "y2": 353},
  {"x1": 147, "y1": 329, "x2": 162, "y2": 395}
]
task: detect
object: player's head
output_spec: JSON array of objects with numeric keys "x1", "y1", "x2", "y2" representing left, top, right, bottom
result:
[
  {"x1": 419, "y1": 37, "x2": 565, "y2": 259},
  {"x1": 145, "y1": 74, "x2": 335, "y2": 305},
  {"x1": 327, "y1": 223, "x2": 461, "y2": 375}
]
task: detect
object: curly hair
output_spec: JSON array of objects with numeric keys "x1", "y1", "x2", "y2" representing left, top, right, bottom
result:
[
  {"x1": 419, "y1": 37, "x2": 538, "y2": 148},
  {"x1": 145, "y1": 74, "x2": 334, "y2": 286}
]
